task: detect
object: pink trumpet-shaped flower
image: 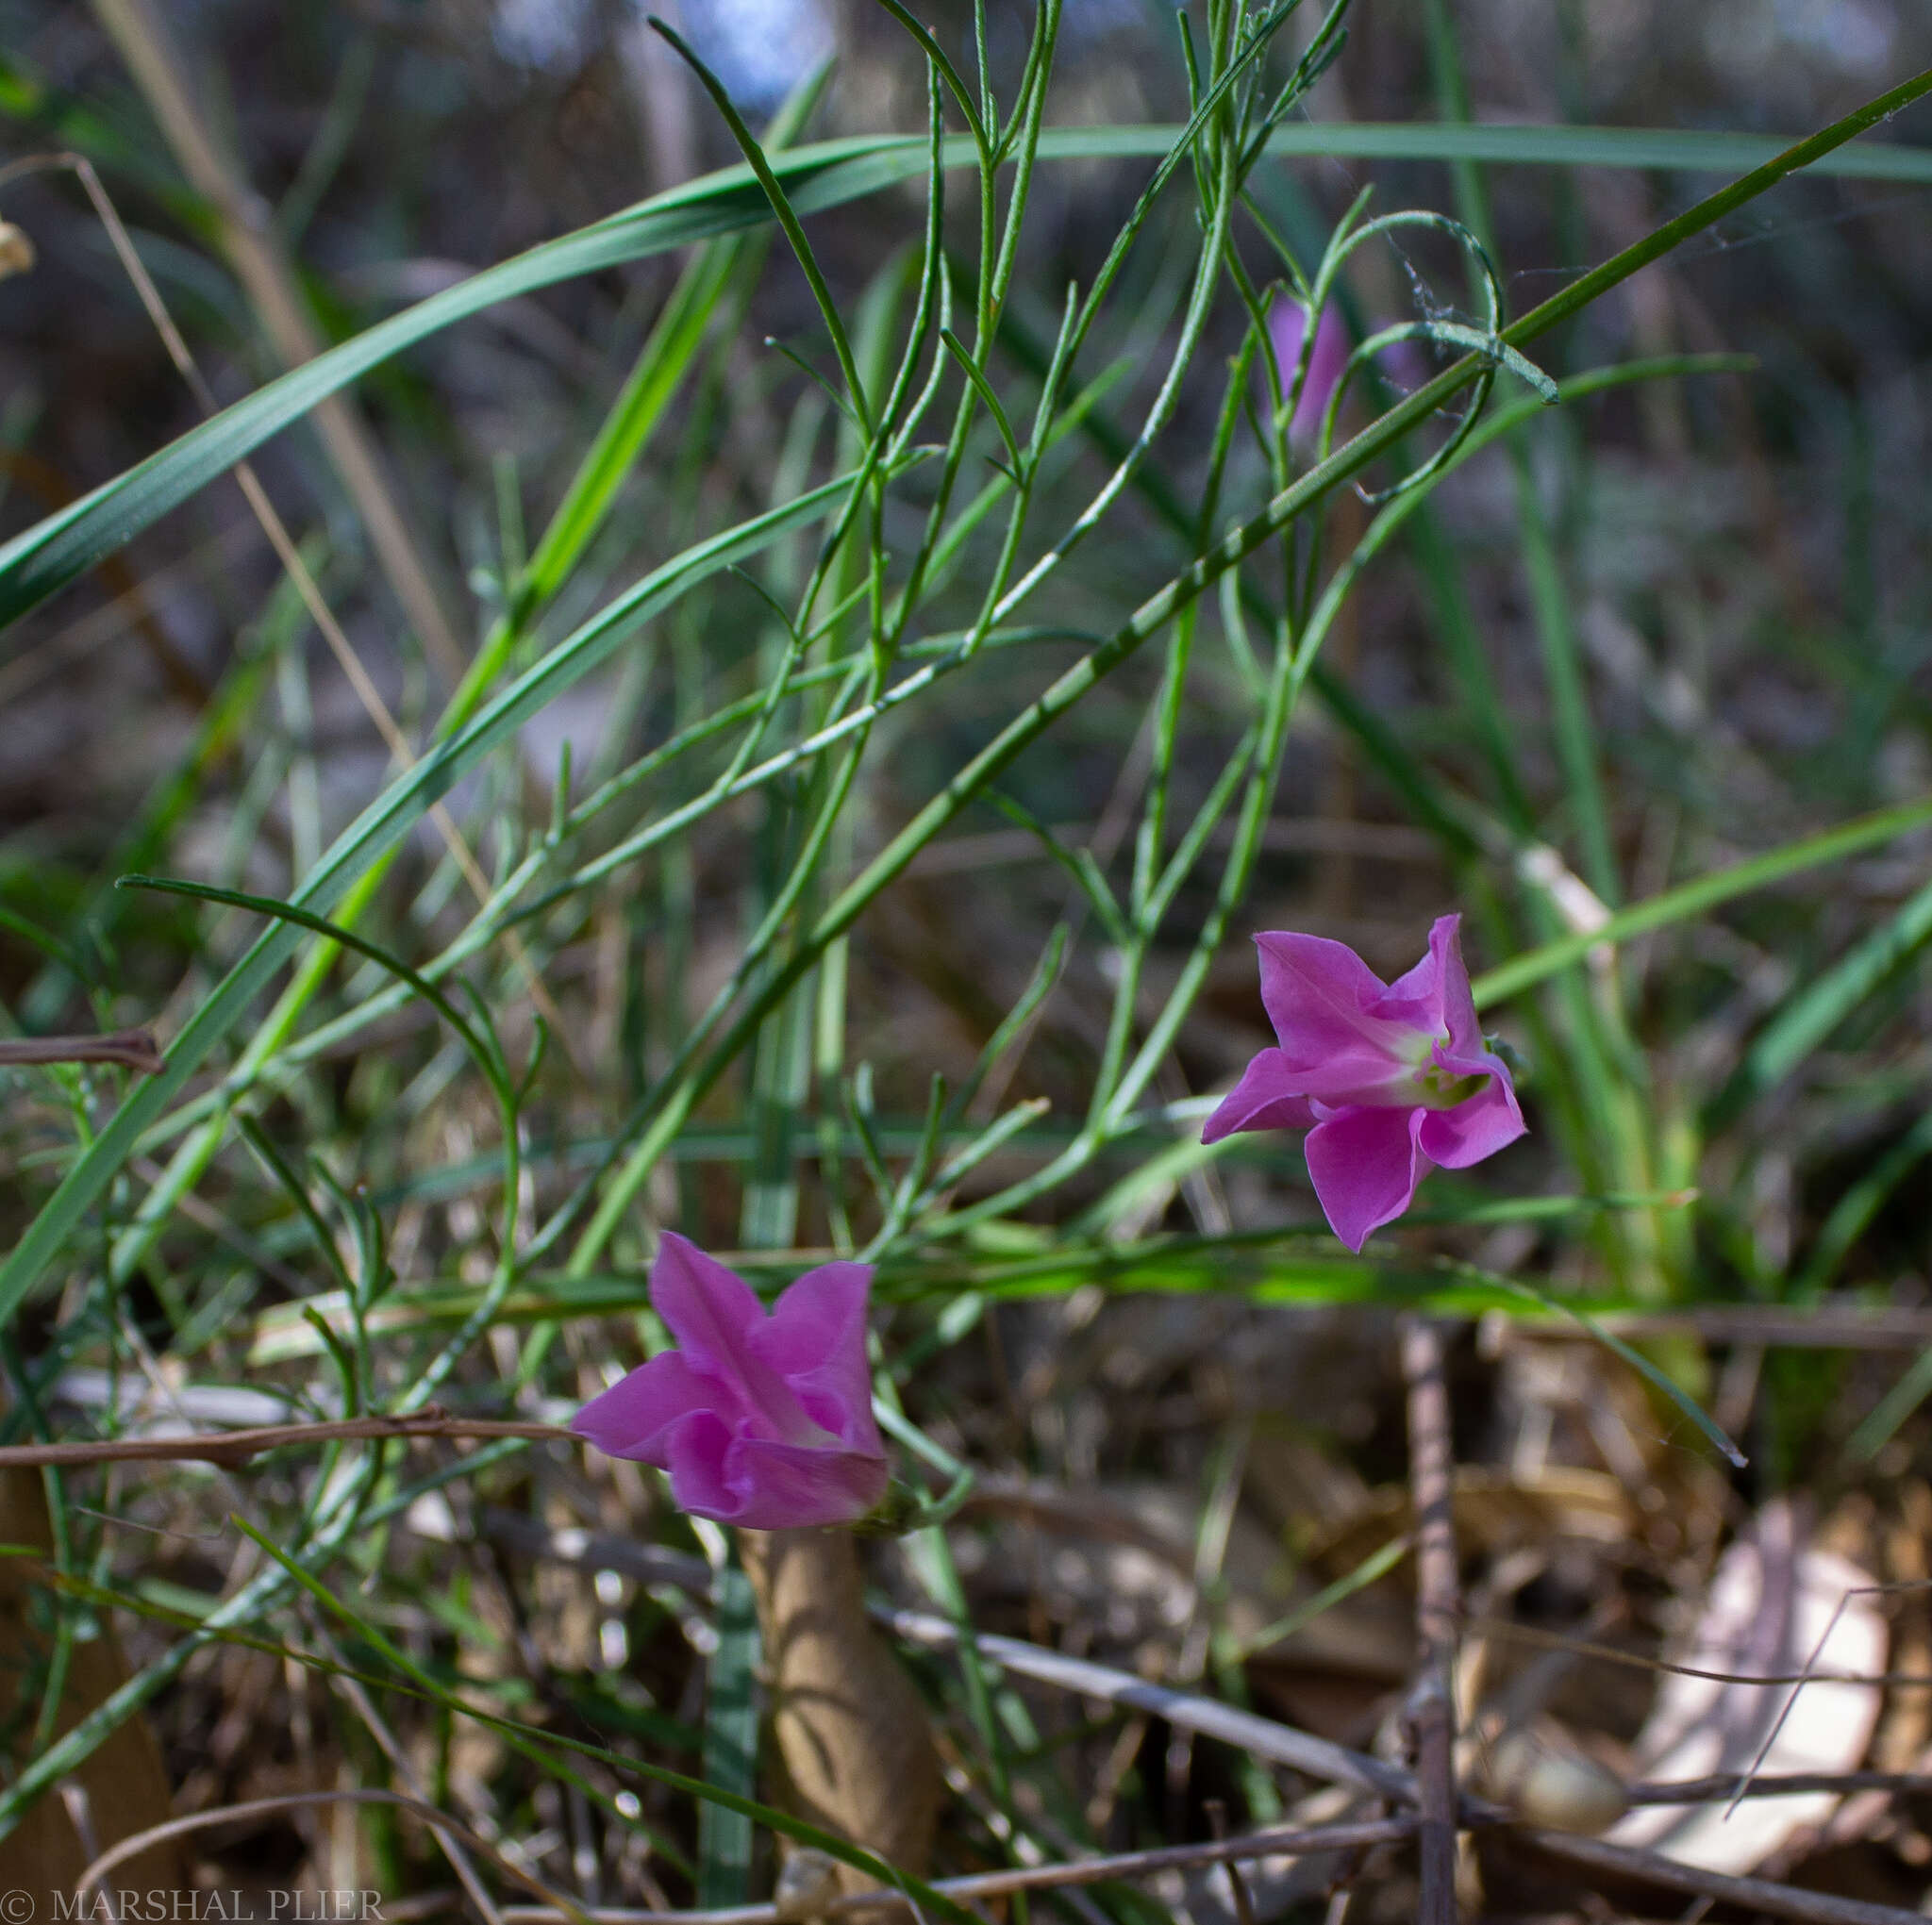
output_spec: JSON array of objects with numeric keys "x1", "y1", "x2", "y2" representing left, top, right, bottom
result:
[
  {"x1": 1269, "y1": 298, "x2": 1348, "y2": 447},
  {"x1": 1202, "y1": 915, "x2": 1526, "y2": 1251},
  {"x1": 574, "y1": 1233, "x2": 888, "y2": 1530}
]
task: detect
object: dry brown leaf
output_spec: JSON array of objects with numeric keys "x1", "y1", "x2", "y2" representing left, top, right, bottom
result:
[
  {"x1": 1304, "y1": 1467, "x2": 1638, "y2": 1578},
  {"x1": 0, "y1": 1469, "x2": 185, "y2": 1901}
]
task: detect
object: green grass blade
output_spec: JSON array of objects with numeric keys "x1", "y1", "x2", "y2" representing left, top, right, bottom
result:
[
  {"x1": 1712, "y1": 870, "x2": 1932, "y2": 1126},
  {"x1": 1472, "y1": 793, "x2": 1932, "y2": 1008},
  {"x1": 698, "y1": 1549, "x2": 760, "y2": 1907},
  {"x1": 1795, "y1": 1108, "x2": 1932, "y2": 1299},
  {"x1": 1491, "y1": 1279, "x2": 1745, "y2": 1468},
  {"x1": 0, "y1": 471, "x2": 858, "y2": 1330},
  {"x1": 0, "y1": 138, "x2": 922, "y2": 629},
  {"x1": 8, "y1": 102, "x2": 1924, "y2": 631}
]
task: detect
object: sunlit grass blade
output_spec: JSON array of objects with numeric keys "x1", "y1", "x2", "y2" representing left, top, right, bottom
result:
[{"x1": 1471, "y1": 792, "x2": 1932, "y2": 1008}]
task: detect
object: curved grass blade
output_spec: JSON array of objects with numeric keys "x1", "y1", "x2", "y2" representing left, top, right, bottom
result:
[
  {"x1": 1488, "y1": 1277, "x2": 1746, "y2": 1469},
  {"x1": 1471, "y1": 792, "x2": 1932, "y2": 1008},
  {"x1": 0, "y1": 471, "x2": 858, "y2": 1330},
  {"x1": 1709, "y1": 869, "x2": 1932, "y2": 1128},
  {"x1": 0, "y1": 135, "x2": 924, "y2": 628},
  {"x1": 118, "y1": 874, "x2": 502, "y2": 1097},
  {"x1": 8, "y1": 103, "x2": 1926, "y2": 631}
]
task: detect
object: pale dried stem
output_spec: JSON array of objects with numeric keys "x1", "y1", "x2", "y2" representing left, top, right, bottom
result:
[
  {"x1": 85, "y1": 0, "x2": 466, "y2": 685},
  {"x1": 1, "y1": 147, "x2": 575, "y2": 1063},
  {"x1": 491, "y1": 1817, "x2": 1417, "y2": 1924},
  {"x1": 1400, "y1": 1316, "x2": 1461, "y2": 1925},
  {"x1": 1520, "y1": 1827, "x2": 1928, "y2": 1925},
  {"x1": 883, "y1": 1605, "x2": 1418, "y2": 1802},
  {"x1": 0, "y1": 1413, "x2": 568, "y2": 1469}
]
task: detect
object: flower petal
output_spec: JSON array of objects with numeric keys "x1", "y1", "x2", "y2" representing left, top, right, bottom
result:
[
  {"x1": 748, "y1": 1261, "x2": 881, "y2": 1454},
  {"x1": 1375, "y1": 912, "x2": 1454, "y2": 1032},
  {"x1": 720, "y1": 1438, "x2": 889, "y2": 1531},
  {"x1": 1201, "y1": 1049, "x2": 1318, "y2": 1142},
  {"x1": 1417, "y1": 1072, "x2": 1526, "y2": 1169},
  {"x1": 1304, "y1": 1104, "x2": 1428, "y2": 1251},
  {"x1": 1272, "y1": 300, "x2": 1348, "y2": 447},
  {"x1": 573, "y1": 1352, "x2": 723, "y2": 1461},
  {"x1": 1424, "y1": 915, "x2": 1485, "y2": 1057},
  {"x1": 658, "y1": 1409, "x2": 741, "y2": 1519},
  {"x1": 1255, "y1": 932, "x2": 1413, "y2": 1067},
  {"x1": 650, "y1": 1231, "x2": 819, "y2": 1445},
  {"x1": 649, "y1": 1232, "x2": 764, "y2": 1368}
]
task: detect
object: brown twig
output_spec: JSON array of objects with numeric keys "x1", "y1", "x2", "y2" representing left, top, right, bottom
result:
[
  {"x1": 1517, "y1": 1826, "x2": 1928, "y2": 1925},
  {"x1": 75, "y1": 1788, "x2": 575, "y2": 1914},
  {"x1": 0, "y1": 1413, "x2": 571, "y2": 1469},
  {"x1": 1625, "y1": 1767, "x2": 1932, "y2": 1804},
  {"x1": 491, "y1": 1818, "x2": 1419, "y2": 1924},
  {"x1": 1205, "y1": 1799, "x2": 1259, "y2": 1925},
  {"x1": 1463, "y1": 1612, "x2": 1932, "y2": 1689},
  {"x1": 0, "y1": 1030, "x2": 163, "y2": 1074},
  {"x1": 1400, "y1": 1316, "x2": 1461, "y2": 1925}
]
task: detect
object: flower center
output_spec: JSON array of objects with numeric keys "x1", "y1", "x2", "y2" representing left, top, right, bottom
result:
[{"x1": 1409, "y1": 1035, "x2": 1486, "y2": 1110}]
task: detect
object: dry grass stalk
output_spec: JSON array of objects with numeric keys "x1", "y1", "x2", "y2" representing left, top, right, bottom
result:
[
  {"x1": 1400, "y1": 1318, "x2": 1461, "y2": 1925},
  {"x1": 0, "y1": 1030, "x2": 163, "y2": 1074},
  {"x1": 85, "y1": 0, "x2": 467, "y2": 686}
]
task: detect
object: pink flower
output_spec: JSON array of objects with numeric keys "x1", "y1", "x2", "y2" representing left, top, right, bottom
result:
[
  {"x1": 574, "y1": 1233, "x2": 888, "y2": 1530},
  {"x1": 1202, "y1": 915, "x2": 1525, "y2": 1251},
  {"x1": 1269, "y1": 298, "x2": 1348, "y2": 447}
]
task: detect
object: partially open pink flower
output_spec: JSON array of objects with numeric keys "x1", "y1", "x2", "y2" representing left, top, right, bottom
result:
[
  {"x1": 1269, "y1": 298, "x2": 1348, "y2": 447},
  {"x1": 1202, "y1": 915, "x2": 1525, "y2": 1251},
  {"x1": 574, "y1": 1233, "x2": 888, "y2": 1530}
]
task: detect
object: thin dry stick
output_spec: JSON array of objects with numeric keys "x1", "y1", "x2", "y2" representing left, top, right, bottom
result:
[
  {"x1": 1400, "y1": 1317, "x2": 1460, "y2": 1925},
  {"x1": 1462, "y1": 1612, "x2": 1932, "y2": 1689},
  {"x1": 1626, "y1": 1769, "x2": 1932, "y2": 1804},
  {"x1": 0, "y1": 515, "x2": 259, "y2": 707},
  {"x1": 329, "y1": 1667, "x2": 513, "y2": 1925},
  {"x1": 0, "y1": 1031, "x2": 163, "y2": 1074},
  {"x1": 1518, "y1": 1826, "x2": 1927, "y2": 1925},
  {"x1": 491, "y1": 1817, "x2": 1419, "y2": 1925},
  {"x1": 883, "y1": 1606, "x2": 1417, "y2": 1803},
  {"x1": 463, "y1": 1506, "x2": 1421, "y2": 1805},
  {"x1": 0, "y1": 1413, "x2": 569, "y2": 1469},
  {"x1": 75, "y1": 1788, "x2": 573, "y2": 1914},
  {"x1": 86, "y1": 0, "x2": 467, "y2": 687}
]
